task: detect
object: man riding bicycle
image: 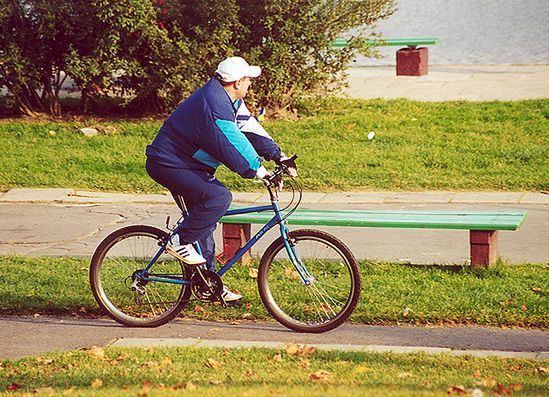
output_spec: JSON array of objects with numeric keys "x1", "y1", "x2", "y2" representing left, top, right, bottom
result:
[{"x1": 146, "y1": 56, "x2": 295, "y2": 303}]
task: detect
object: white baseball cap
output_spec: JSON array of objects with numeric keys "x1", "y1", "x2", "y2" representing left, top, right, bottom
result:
[{"x1": 215, "y1": 57, "x2": 261, "y2": 82}]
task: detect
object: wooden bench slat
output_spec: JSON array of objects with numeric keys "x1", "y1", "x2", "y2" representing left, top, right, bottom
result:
[{"x1": 220, "y1": 209, "x2": 526, "y2": 231}]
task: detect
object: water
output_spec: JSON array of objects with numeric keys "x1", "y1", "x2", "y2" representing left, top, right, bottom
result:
[{"x1": 352, "y1": 0, "x2": 549, "y2": 65}]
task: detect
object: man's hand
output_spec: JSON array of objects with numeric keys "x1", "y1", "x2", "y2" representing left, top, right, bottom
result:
[{"x1": 279, "y1": 155, "x2": 298, "y2": 177}]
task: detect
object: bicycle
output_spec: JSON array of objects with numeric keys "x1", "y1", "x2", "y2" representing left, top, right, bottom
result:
[{"x1": 90, "y1": 155, "x2": 361, "y2": 333}]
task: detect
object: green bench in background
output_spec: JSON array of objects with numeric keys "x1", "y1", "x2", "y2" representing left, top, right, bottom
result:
[
  {"x1": 332, "y1": 37, "x2": 441, "y2": 76},
  {"x1": 220, "y1": 209, "x2": 527, "y2": 267}
]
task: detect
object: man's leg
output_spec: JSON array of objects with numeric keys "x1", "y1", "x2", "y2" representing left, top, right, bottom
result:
[{"x1": 146, "y1": 161, "x2": 231, "y2": 269}]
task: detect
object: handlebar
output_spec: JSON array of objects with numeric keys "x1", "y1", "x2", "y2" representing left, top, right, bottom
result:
[{"x1": 263, "y1": 154, "x2": 298, "y2": 186}]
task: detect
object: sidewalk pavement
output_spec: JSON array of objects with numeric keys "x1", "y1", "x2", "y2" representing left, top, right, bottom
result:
[
  {"x1": 344, "y1": 64, "x2": 549, "y2": 101},
  {"x1": 1, "y1": 188, "x2": 549, "y2": 205},
  {"x1": 2, "y1": 316, "x2": 548, "y2": 360},
  {"x1": 1, "y1": 188, "x2": 548, "y2": 263}
]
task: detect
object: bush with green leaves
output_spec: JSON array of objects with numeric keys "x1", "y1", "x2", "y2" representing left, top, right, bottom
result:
[{"x1": 0, "y1": 0, "x2": 396, "y2": 116}]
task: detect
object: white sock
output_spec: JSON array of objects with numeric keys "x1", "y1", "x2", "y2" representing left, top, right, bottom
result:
[{"x1": 170, "y1": 234, "x2": 180, "y2": 246}]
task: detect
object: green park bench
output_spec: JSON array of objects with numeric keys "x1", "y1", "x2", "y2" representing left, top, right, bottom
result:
[
  {"x1": 332, "y1": 37, "x2": 441, "y2": 76},
  {"x1": 220, "y1": 209, "x2": 527, "y2": 267}
]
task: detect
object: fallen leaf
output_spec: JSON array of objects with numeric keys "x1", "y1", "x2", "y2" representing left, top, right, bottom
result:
[
  {"x1": 285, "y1": 267, "x2": 300, "y2": 280},
  {"x1": 33, "y1": 387, "x2": 54, "y2": 394},
  {"x1": 248, "y1": 268, "x2": 258, "y2": 278},
  {"x1": 273, "y1": 353, "x2": 283, "y2": 362},
  {"x1": 245, "y1": 368, "x2": 254, "y2": 378},
  {"x1": 534, "y1": 367, "x2": 547, "y2": 375},
  {"x1": 423, "y1": 380, "x2": 432, "y2": 388},
  {"x1": 298, "y1": 360, "x2": 310, "y2": 369},
  {"x1": 354, "y1": 365, "x2": 369, "y2": 374},
  {"x1": 398, "y1": 372, "x2": 412, "y2": 379},
  {"x1": 446, "y1": 385, "x2": 466, "y2": 394},
  {"x1": 319, "y1": 303, "x2": 333, "y2": 313},
  {"x1": 510, "y1": 365, "x2": 522, "y2": 371},
  {"x1": 48, "y1": 130, "x2": 56, "y2": 137},
  {"x1": 91, "y1": 378, "x2": 103, "y2": 388},
  {"x1": 242, "y1": 313, "x2": 254, "y2": 320},
  {"x1": 210, "y1": 379, "x2": 222, "y2": 385},
  {"x1": 88, "y1": 346, "x2": 105, "y2": 360},
  {"x1": 185, "y1": 381, "x2": 197, "y2": 390},
  {"x1": 509, "y1": 383, "x2": 523, "y2": 391},
  {"x1": 493, "y1": 383, "x2": 511, "y2": 396},
  {"x1": 143, "y1": 379, "x2": 153, "y2": 388},
  {"x1": 473, "y1": 370, "x2": 481, "y2": 377},
  {"x1": 6, "y1": 383, "x2": 21, "y2": 391},
  {"x1": 499, "y1": 299, "x2": 514, "y2": 306},
  {"x1": 204, "y1": 358, "x2": 223, "y2": 369},
  {"x1": 160, "y1": 357, "x2": 173, "y2": 366},
  {"x1": 116, "y1": 352, "x2": 130, "y2": 361},
  {"x1": 402, "y1": 307, "x2": 412, "y2": 318},
  {"x1": 286, "y1": 342, "x2": 299, "y2": 356},
  {"x1": 310, "y1": 370, "x2": 332, "y2": 382},
  {"x1": 521, "y1": 304, "x2": 527, "y2": 311},
  {"x1": 532, "y1": 287, "x2": 543, "y2": 293},
  {"x1": 41, "y1": 358, "x2": 54, "y2": 365},
  {"x1": 194, "y1": 305, "x2": 205, "y2": 313},
  {"x1": 300, "y1": 345, "x2": 316, "y2": 357},
  {"x1": 482, "y1": 377, "x2": 497, "y2": 387}
]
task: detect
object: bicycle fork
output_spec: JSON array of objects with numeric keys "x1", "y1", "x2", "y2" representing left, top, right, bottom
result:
[{"x1": 280, "y1": 224, "x2": 314, "y2": 286}]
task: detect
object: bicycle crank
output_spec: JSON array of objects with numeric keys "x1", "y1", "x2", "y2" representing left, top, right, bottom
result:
[{"x1": 190, "y1": 269, "x2": 224, "y2": 305}]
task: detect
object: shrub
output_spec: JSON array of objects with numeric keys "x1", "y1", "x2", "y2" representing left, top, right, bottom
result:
[{"x1": 0, "y1": 0, "x2": 396, "y2": 116}]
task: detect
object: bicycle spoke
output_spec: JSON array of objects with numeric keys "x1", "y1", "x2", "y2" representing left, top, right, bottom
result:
[{"x1": 259, "y1": 230, "x2": 360, "y2": 332}]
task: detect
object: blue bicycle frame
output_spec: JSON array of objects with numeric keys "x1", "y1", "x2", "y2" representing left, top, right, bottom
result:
[{"x1": 139, "y1": 198, "x2": 311, "y2": 286}]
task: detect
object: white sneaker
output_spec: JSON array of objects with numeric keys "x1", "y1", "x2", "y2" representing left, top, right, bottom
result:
[
  {"x1": 221, "y1": 286, "x2": 243, "y2": 303},
  {"x1": 166, "y1": 243, "x2": 206, "y2": 265}
]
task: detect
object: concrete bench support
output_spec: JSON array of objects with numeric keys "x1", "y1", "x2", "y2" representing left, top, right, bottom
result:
[
  {"x1": 396, "y1": 47, "x2": 429, "y2": 76},
  {"x1": 221, "y1": 223, "x2": 251, "y2": 264},
  {"x1": 470, "y1": 230, "x2": 499, "y2": 267}
]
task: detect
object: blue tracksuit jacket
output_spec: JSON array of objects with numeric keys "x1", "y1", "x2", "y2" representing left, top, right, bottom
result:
[{"x1": 146, "y1": 77, "x2": 282, "y2": 178}]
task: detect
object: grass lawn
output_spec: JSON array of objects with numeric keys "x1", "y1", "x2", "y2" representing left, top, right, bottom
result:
[
  {"x1": 1, "y1": 98, "x2": 548, "y2": 192},
  {"x1": 1, "y1": 346, "x2": 547, "y2": 396},
  {"x1": 1, "y1": 256, "x2": 547, "y2": 328}
]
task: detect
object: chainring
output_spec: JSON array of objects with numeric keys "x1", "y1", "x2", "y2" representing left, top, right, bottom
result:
[{"x1": 190, "y1": 269, "x2": 223, "y2": 302}]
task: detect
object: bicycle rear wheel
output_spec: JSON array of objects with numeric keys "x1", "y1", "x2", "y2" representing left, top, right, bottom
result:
[
  {"x1": 258, "y1": 229, "x2": 361, "y2": 333},
  {"x1": 90, "y1": 225, "x2": 191, "y2": 327}
]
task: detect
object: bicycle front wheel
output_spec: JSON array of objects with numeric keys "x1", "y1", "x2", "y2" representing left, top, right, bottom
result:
[
  {"x1": 90, "y1": 225, "x2": 191, "y2": 327},
  {"x1": 258, "y1": 229, "x2": 361, "y2": 333}
]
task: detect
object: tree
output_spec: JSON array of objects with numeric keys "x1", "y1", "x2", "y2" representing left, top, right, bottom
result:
[{"x1": 235, "y1": 0, "x2": 397, "y2": 112}]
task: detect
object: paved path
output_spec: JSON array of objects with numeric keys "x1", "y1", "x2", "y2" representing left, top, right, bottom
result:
[
  {"x1": 1, "y1": 188, "x2": 548, "y2": 263},
  {"x1": 2, "y1": 316, "x2": 548, "y2": 360},
  {"x1": 344, "y1": 65, "x2": 549, "y2": 101}
]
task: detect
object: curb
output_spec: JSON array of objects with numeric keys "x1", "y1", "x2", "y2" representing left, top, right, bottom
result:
[
  {"x1": 109, "y1": 338, "x2": 549, "y2": 361},
  {"x1": 1, "y1": 188, "x2": 549, "y2": 205}
]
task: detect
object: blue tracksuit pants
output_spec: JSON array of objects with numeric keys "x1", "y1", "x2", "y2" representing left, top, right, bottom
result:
[{"x1": 146, "y1": 160, "x2": 232, "y2": 271}]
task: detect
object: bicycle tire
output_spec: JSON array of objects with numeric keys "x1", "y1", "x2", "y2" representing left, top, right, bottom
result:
[
  {"x1": 90, "y1": 225, "x2": 192, "y2": 327},
  {"x1": 258, "y1": 229, "x2": 361, "y2": 333}
]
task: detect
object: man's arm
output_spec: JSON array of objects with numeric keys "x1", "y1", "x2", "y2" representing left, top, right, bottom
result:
[{"x1": 236, "y1": 101, "x2": 283, "y2": 162}]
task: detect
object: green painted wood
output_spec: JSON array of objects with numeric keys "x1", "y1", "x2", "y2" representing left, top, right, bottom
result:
[
  {"x1": 220, "y1": 209, "x2": 526, "y2": 231},
  {"x1": 332, "y1": 37, "x2": 440, "y2": 48}
]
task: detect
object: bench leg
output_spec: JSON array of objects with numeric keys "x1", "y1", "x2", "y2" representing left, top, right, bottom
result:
[
  {"x1": 470, "y1": 230, "x2": 499, "y2": 267},
  {"x1": 221, "y1": 223, "x2": 251, "y2": 265},
  {"x1": 396, "y1": 47, "x2": 428, "y2": 76}
]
